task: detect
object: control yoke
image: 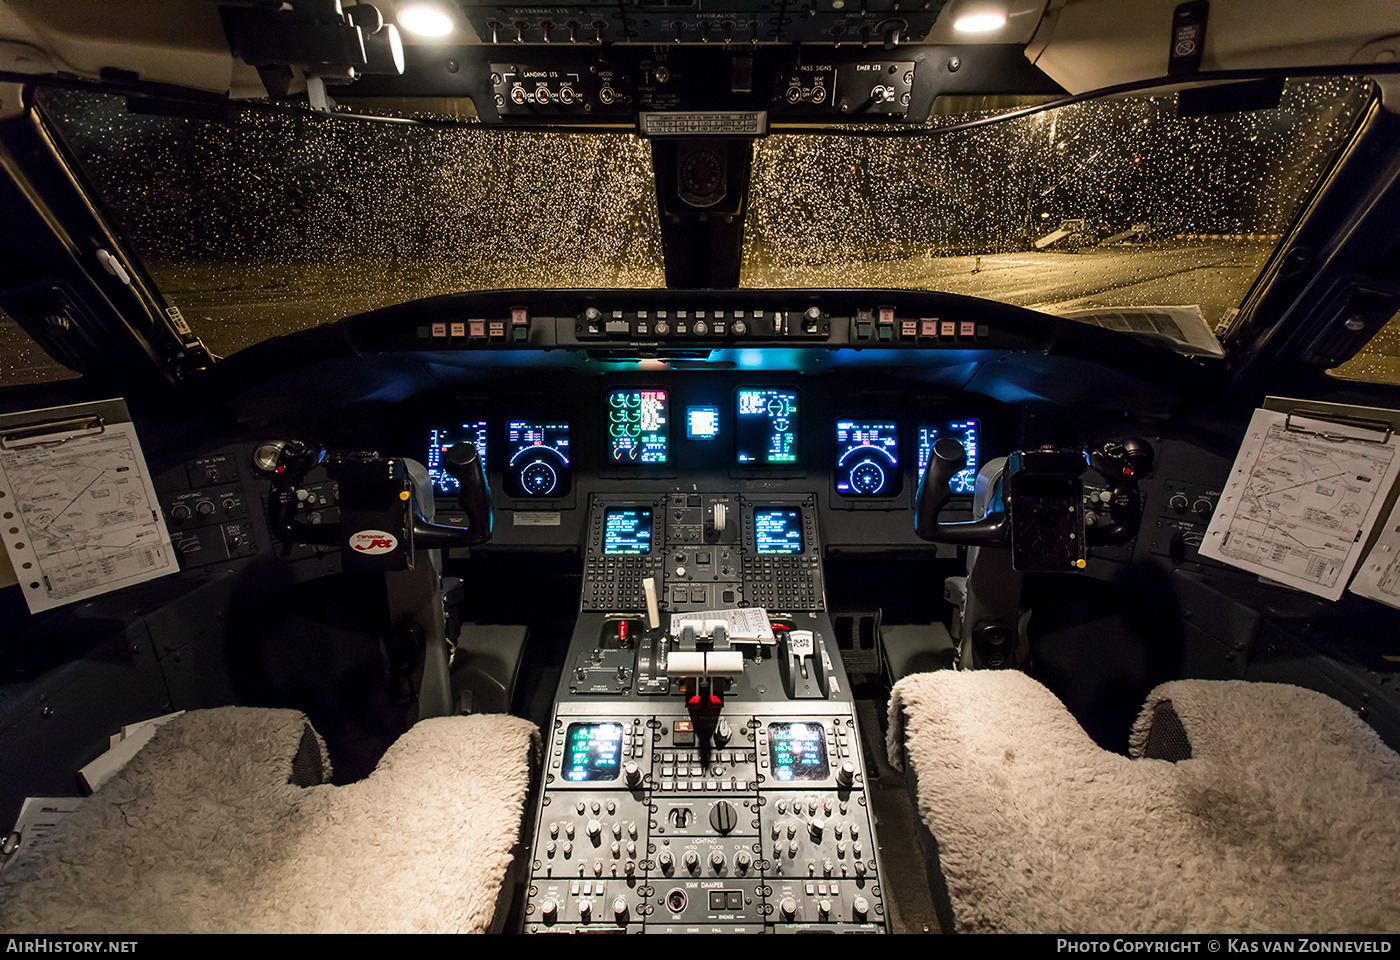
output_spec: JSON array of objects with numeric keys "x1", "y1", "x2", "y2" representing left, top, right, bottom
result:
[
  {"x1": 268, "y1": 440, "x2": 493, "y2": 567},
  {"x1": 915, "y1": 437, "x2": 1153, "y2": 566}
]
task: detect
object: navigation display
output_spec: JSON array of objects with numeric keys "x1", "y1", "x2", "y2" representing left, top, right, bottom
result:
[
  {"x1": 607, "y1": 388, "x2": 669, "y2": 463},
  {"x1": 736, "y1": 387, "x2": 799, "y2": 464},
  {"x1": 767, "y1": 722, "x2": 830, "y2": 782},
  {"x1": 505, "y1": 420, "x2": 571, "y2": 497},
  {"x1": 754, "y1": 507, "x2": 803, "y2": 554},
  {"x1": 918, "y1": 419, "x2": 981, "y2": 495},
  {"x1": 603, "y1": 507, "x2": 653, "y2": 554},
  {"x1": 563, "y1": 722, "x2": 625, "y2": 782},
  {"x1": 834, "y1": 420, "x2": 901, "y2": 497},
  {"x1": 427, "y1": 421, "x2": 487, "y2": 495}
]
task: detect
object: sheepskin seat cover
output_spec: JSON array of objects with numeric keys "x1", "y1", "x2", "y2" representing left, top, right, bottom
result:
[
  {"x1": 887, "y1": 672, "x2": 1400, "y2": 934},
  {"x1": 0, "y1": 707, "x2": 539, "y2": 933}
]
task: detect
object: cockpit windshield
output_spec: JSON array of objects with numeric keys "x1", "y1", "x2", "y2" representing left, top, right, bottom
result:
[{"x1": 33, "y1": 75, "x2": 1371, "y2": 360}]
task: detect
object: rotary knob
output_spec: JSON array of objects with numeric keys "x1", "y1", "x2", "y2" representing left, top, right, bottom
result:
[
  {"x1": 624, "y1": 761, "x2": 641, "y2": 787},
  {"x1": 170, "y1": 504, "x2": 192, "y2": 522},
  {"x1": 539, "y1": 897, "x2": 559, "y2": 921},
  {"x1": 709, "y1": 850, "x2": 726, "y2": 872},
  {"x1": 613, "y1": 896, "x2": 629, "y2": 920},
  {"x1": 836, "y1": 761, "x2": 856, "y2": 787},
  {"x1": 854, "y1": 896, "x2": 869, "y2": 919},
  {"x1": 714, "y1": 718, "x2": 732, "y2": 745},
  {"x1": 655, "y1": 320, "x2": 671, "y2": 336},
  {"x1": 780, "y1": 897, "x2": 798, "y2": 921},
  {"x1": 683, "y1": 850, "x2": 699, "y2": 873},
  {"x1": 709, "y1": 799, "x2": 738, "y2": 834},
  {"x1": 694, "y1": 320, "x2": 709, "y2": 336},
  {"x1": 819, "y1": 899, "x2": 832, "y2": 918},
  {"x1": 732, "y1": 319, "x2": 747, "y2": 336},
  {"x1": 578, "y1": 899, "x2": 592, "y2": 921},
  {"x1": 659, "y1": 850, "x2": 674, "y2": 871},
  {"x1": 735, "y1": 850, "x2": 752, "y2": 872}
]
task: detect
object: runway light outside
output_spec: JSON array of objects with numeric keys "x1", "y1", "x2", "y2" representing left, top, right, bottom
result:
[{"x1": 398, "y1": 3, "x2": 455, "y2": 37}]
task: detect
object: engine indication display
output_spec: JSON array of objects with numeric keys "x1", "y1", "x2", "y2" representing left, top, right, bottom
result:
[
  {"x1": 426, "y1": 421, "x2": 487, "y2": 495},
  {"x1": 505, "y1": 420, "x2": 571, "y2": 497},
  {"x1": 834, "y1": 420, "x2": 901, "y2": 497},
  {"x1": 767, "y1": 722, "x2": 830, "y2": 781},
  {"x1": 736, "y1": 387, "x2": 799, "y2": 464},
  {"x1": 918, "y1": 419, "x2": 981, "y2": 495},
  {"x1": 606, "y1": 388, "x2": 669, "y2": 463},
  {"x1": 563, "y1": 722, "x2": 625, "y2": 782},
  {"x1": 603, "y1": 507, "x2": 653, "y2": 554}
]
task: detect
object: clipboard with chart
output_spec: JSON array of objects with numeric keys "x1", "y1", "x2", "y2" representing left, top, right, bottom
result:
[
  {"x1": 1199, "y1": 398, "x2": 1400, "y2": 602},
  {"x1": 0, "y1": 398, "x2": 176, "y2": 613}
]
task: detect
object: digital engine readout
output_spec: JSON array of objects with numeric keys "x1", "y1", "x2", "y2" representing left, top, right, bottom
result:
[
  {"x1": 607, "y1": 388, "x2": 669, "y2": 463},
  {"x1": 918, "y1": 419, "x2": 981, "y2": 495},
  {"x1": 603, "y1": 507, "x2": 653, "y2": 554},
  {"x1": 768, "y1": 722, "x2": 830, "y2": 781},
  {"x1": 563, "y1": 722, "x2": 625, "y2": 782},
  {"x1": 426, "y1": 421, "x2": 487, "y2": 495},
  {"x1": 754, "y1": 507, "x2": 803, "y2": 554},
  {"x1": 736, "y1": 388, "x2": 799, "y2": 464}
]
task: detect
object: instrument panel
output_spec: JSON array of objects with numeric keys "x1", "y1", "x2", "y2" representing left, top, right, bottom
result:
[{"x1": 422, "y1": 377, "x2": 990, "y2": 520}]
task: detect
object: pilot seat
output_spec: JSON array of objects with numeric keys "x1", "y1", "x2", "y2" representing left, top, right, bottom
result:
[{"x1": 887, "y1": 665, "x2": 1400, "y2": 933}]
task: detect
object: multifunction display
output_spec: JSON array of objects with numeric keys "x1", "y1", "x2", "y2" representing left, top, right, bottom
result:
[
  {"x1": 754, "y1": 507, "x2": 804, "y2": 554},
  {"x1": 505, "y1": 420, "x2": 572, "y2": 497},
  {"x1": 606, "y1": 388, "x2": 669, "y2": 464},
  {"x1": 686, "y1": 405, "x2": 720, "y2": 440},
  {"x1": 736, "y1": 387, "x2": 799, "y2": 464},
  {"x1": 603, "y1": 507, "x2": 653, "y2": 554},
  {"x1": 834, "y1": 420, "x2": 901, "y2": 497},
  {"x1": 426, "y1": 420, "x2": 488, "y2": 495},
  {"x1": 562, "y1": 722, "x2": 625, "y2": 782},
  {"x1": 918, "y1": 419, "x2": 981, "y2": 495},
  {"x1": 767, "y1": 722, "x2": 830, "y2": 782}
]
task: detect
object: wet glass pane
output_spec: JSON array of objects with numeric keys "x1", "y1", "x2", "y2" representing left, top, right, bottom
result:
[
  {"x1": 744, "y1": 77, "x2": 1372, "y2": 337},
  {"x1": 1329, "y1": 308, "x2": 1400, "y2": 386},
  {"x1": 36, "y1": 89, "x2": 664, "y2": 358},
  {"x1": 0, "y1": 306, "x2": 80, "y2": 388}
]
